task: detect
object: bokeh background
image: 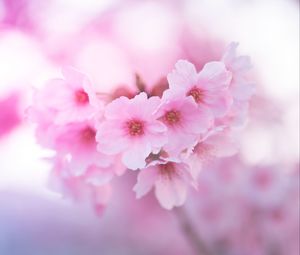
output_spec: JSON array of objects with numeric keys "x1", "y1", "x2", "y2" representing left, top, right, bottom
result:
[{"x1": 0, "y1": 0, "x2": 299, "y2": 254}]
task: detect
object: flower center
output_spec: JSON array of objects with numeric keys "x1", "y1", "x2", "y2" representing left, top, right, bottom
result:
[
  {"x1": 164, "y1": 110, "x2": 181, "y2": 125},
  {"x1": 187, "y1": 87, "x2": 204, "y2": 103},
  {"x1": 159, "y1": 163, "x2": 177, "y2": 179},
  {"x1": 126, "y1": 120, "x2": 144, "y2": 136},
  {"x1": 81, "y1": 127, "x2": 96, "y2": 144},
  {"x1": 75, "y1": 90, "x2": 89, "y2": 104}
]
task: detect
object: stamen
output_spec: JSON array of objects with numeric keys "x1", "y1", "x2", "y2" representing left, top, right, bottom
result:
[
  {"x1": 81, "y1": 127, "x2": 96, "y2": 144},
  {"x1": 75, "y1": 90, "x2": 89, "y2": 104},
  {"x1": 187, "y1": 87, "x2": 204, "y2": 103},
  {"x1": 159, "y1": 162, "x2": 177, "y2": 180},
  {"x1": 126, "y1": 120, "x2": 144, "y2": 136},
  {"x1": 164, "y1": 110, "x2": 181, "y2": 125}
]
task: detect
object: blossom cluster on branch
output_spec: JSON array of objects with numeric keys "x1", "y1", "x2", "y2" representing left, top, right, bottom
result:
[{"x1": 28, "y1": 43, "x2": 254, "y2": 212}]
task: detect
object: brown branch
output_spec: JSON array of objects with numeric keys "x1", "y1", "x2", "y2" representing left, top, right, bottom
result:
[
  {"x1": 174, "y1": 206, "x2": 214, "y2": 255},
  {"x1": 135, "y1": 73, "x2": 146, "y2": 93}
]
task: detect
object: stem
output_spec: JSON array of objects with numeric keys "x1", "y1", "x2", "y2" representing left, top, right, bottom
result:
[
  {"x1": 135, "y1": 73, "x2": 146, "y2": 93},
  {"x1": 174, "y1": 206, "x2": 213, "y2": 255}
]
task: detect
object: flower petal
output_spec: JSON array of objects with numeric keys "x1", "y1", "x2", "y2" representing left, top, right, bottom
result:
[
  {"x1": 155, "y1": 176, "x2": 188, "y2": 210},
  {"x1": 133, "y1": 166, "x2": 158, "y2": 198},
  {"x1": 167, "y1": 60, "x2": 197, "y2": 91}
]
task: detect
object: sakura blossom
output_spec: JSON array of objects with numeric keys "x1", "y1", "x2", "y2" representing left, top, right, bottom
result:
[
  {"x1": 222, "y1": 42, "x2": 255, "y2": 102},
  {"x1": 42, "y1": 67, "x2": 101, "y2": 125},
  {"x1": 51, "y1": 121, "x2": 115, "y2": 177},
  {"x1": 134, "y1": 160, "x2": 197, "y2": 210},
  {"x1": 167, "y1": 60, "x2": 233, "y2": 117},
  {"x1": 96, "y1": 92, "x2": 167, "y2": 170},
  {"x1": 49, "y1": 156, "x2": 112, "y2": 216},
  {"x1": 155, "y1": 94, "x2": 213, "y2": 158}
]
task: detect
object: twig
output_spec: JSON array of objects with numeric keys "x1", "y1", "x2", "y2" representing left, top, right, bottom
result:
[{"x1": 174, "y1": 206, "x2": 213, "y2": 255}]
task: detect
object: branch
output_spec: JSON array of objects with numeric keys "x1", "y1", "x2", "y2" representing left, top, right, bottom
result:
[{"x1": 174, "y1": 206, "x2": 214, "y2": 255}]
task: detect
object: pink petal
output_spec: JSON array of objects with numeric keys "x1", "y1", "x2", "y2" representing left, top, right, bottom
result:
[
  {"x1": 164, "y1": 129, "x2": 197, "y2": 158},
  {"x1": 182, "y1": 103, "x2": 213, "y2": 133},
  {"x1": 122, "y1": 141, "x2": 152, "y2": 170},
  {"x1": 167, "y1": 60, "x2": 197, "y2": 91},
  {"x1": 62, "y1": 66, "x2": 88, "y2": 89},
  {"x1": 222, "y1": 42, "x2": 252, "y2": 73},
  {"x1": 155, "y1": 176, "x2": 188, "y2": 210},
  {"x1": 104, "y1": 96, "x2": 131, "y2": 120},
  {"x1": 198, "y1": 61, "x2": 232, "y2": 90},
  {"x1": 96, "y1": 121, "x2": 129, "y2": 154},
  {"x1": 133, "y1": 166, "x2": 158, "y2": 198},
  {"x1": 147, "y1": 120, "x2": 167, "y2": 133},
  {"x1": 203, "y1": 90, "x2": 233, "y2": 117}
]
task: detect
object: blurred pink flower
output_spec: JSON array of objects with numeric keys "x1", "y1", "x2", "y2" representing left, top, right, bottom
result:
[
  {"x1": 222, "y1": 42, "x2": 255, "y2": 101},
  {"x1": 49, "y1": 156, "x2": 112, "y2": 216},
  {"x1": 217, "y1": 43, "x2": 255, "y2": 127},
  {"x1": 44, "y1": 67, "x2": 101, "y2": 125},
  {"x1": 0, "y1": 92, "x2": 22, "y2": 138},
  {"x1": 53, "y1": 121, "x2": 115, "y2": 177}
]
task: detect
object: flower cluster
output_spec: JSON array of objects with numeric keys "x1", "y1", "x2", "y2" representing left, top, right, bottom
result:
[{"x1": 28, "y1": 43, "x2": 254, "y2": 211}]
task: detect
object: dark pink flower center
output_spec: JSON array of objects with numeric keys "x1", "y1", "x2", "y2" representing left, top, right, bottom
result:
[
  {"x1": 126, "y1": 120, "x2": 144, "y2": 136},
  {"x1": 187, "y1": 87, "x2": 204, "y2": 103},
  {"x1": 75, "y1": 90, "x2": 89, "y2": 105},
  {"x1": 80, "y1": 126, "x2": 96, "y2": 144},
  {"x1": 159, "y1": 162, "x2": 177, "y2": 179},
  {"x1": 164, "y1": 110, "x2": 181, "y2": 125}
]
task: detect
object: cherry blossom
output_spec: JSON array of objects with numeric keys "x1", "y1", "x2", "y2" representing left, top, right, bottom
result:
[
  {"x1": 43, "y1": 67, "x2": 101, "y2": 125},
  {"x1": 167, "y1": 60, "x2": 232, "y2": 117},
  {"x1": 156, "y1": 93, "x2": 212, "y2": 158},
  {"x1": 134, "y1": 160, "x2": 197, "y2": 209},
  {"x1": 96, "y1": 92, "x2": 167, "y2": 170},
  {"x1": 49, "y1": 156, "x2": 112, "y2": 216},
  {"x1": 222, "y1": 42, "x2": 255, "y2": 101},
  {"x1": 53, "y1": 121, "x2": 116, "y2": 177}
]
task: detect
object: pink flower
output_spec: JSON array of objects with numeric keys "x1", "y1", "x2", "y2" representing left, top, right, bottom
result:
[
  {"x1": 26, "y1": 86, "x2": 58, "y2": 148},
  {"x1": 222, "y1": 42, "x2": 255, "y2": 101},
  {"x1": 216, "y1": 43, "x2": 255, "y2": 127},
  {"x1": 96, "y1": 92, "x2": 167, "y2": 170},
  {"x1": 54, "y1": 121, "x2": 117, "y2": 177},
  {"x1": 49, "y1": 156, "x2": 112, "y2": 216},
  {"x1": 0, "y1": 91, "x2": 22, "y2": 139},
  {"x1": 133, "y1": 160, "x2": 197, "y2": 209},
  {"x1": 44, "y1": 67, "x2": 101, "y2": 125},
  {"x1": 167, "y1": 60, "x2": 232, "y2": 117},
  {"x1": 156, "y1": 93, "x2": 212, "y2": 158}
]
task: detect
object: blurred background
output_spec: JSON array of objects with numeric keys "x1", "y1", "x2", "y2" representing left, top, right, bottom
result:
[{"x1": 0, "y1": 0, "x2": 299, "y2": 254}]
